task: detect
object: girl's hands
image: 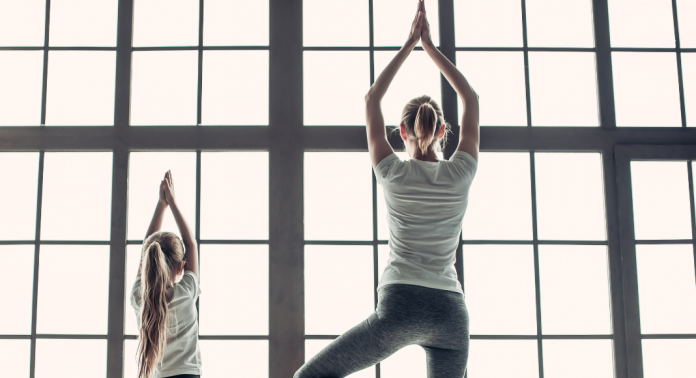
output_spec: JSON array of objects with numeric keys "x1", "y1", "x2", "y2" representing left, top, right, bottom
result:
[
  {"x1": 162, "y1": 170, "x2": 177, "y2": 207},
  {"x1": 158, "y1": 177, "x2": 168, "y2": 206},
  {"x1": 420, "y1": 0, "x2": 433, "y2": 47},
  {"x1": 407, "y1": 1, "x2": 424, "y2": 45}
]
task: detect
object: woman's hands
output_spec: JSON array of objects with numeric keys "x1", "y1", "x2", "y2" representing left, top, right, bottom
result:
[
  {"x1": 419, "y1": 0, "x2": 434, "y2": 47},
  {"x1": 407, "y1": 1, "x2": 425, "y2": 45},
  {"x1": 161, "y1": 170, "x2": 177, "y2": 207}
]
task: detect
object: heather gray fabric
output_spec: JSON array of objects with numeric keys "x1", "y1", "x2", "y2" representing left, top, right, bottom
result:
[{"x1": 294, "y1": 284, "x2": 470, "y2": 378}]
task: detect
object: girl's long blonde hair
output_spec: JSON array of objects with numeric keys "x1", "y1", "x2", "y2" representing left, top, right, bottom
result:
[
  {"x1": 137, "y1": 231, "x2": 185, "y2": 378},
  {"x1": 400, "y1": 95, "x2": 449, "y2": 155}
]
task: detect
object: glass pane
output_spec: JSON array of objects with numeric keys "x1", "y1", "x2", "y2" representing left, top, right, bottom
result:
[
  {"x1": 204, "y1": 0, "x2": 268, "y2": 46},
  {"x1": 678, "y1": 0, "x2": 696, "y2": 47},
  {"x1": 637, "y1": 244, "x2": 696, "y2": 334},
  {"x1": 374, "y1": 51, "x2": 441, "y2": 127},
  {"x1": 0, "y1": 51, "x2": 43, "y2": 126},
  {"x1": 642, "y1": 339, "x2": 696, "y2": 378},
  {"x1": 526, "y1": 0, "x2": 594, "y2": 47},
  {"x1": 127, "y1": 152, "x2": 197, "y2": 240},
  {"x1": 123, "y1": 339, "x2": 138, "y2": 378},
  {"x1": 199, "y1": 245, "x2": 268, "y2": 335},
  {"x1": 131, "y1": 51, "x2": 198, "y2": 126},
  {"x1": 201, "y1": 51, "x2": 268, "y2": 125},
  {"x1": 41, "y1": 152, "x2": 112, "y2": 240},
  {"x1": 0, "y1": 152, "x2": 38, "y2": 239},
  {"x1": 381, "y1": 345, "x2": 427, "y2": 378},
  {"x1": 464, "y1": 245, "x2": 537, "y2": 335},
  {"x1": 613, "y1": 53, "x2": 682, "y2": 127},
  {"x1": 0, "y1": 246, "x2": 34, "y2": 334},
  {"x1": 201, "y1": 152, "x2": 268, "y2": 239},
  {"x1": 48, "y1": 0, "x2": 117, "y2": 46},
  {"x1": 304, "y1": 0, "x2": 368, "y2": 47},
  {"x1": 374, "y1": 0, "x2": 439, "y2": 47},
  {"x1": 0, "y1": 0, "x2": 45, "y2": 46},
  {"x1": 462, "y1": 152, "x2": 533, "y2": 240},
  {"x1": 542, "y1": 340, "x2": 614, "y2": 378},
  {"x1": 456, "y1": 52, "x2": 527, "y2": 127},
  {"x1": 528, "y1": 52, "x2": 598, "y2": 127},
  {"x1": 303, "y1": 52, "x2": 369, "y2": 126},
  {"x1": 539, "y1": 245, "x2": 611, "y2": 334},
  {"x1": 305, "y1": 153, "x2": 372, "y2": 240},
  {"x1": 132, "y1": 0, "x2": 198, "y2": 47},
  {"x1": 35, "y1": 339, "x2": 106, "y2": 378},
  {"x1": 468, "y1": 340, "x2": 538, "y2": 378},
  {"x1": 45, "y1": 51, "x2": 116, "y2": 126},
  {"x1": 682, "y1": 53, "x2": 696, "y2": 127},
  {"x1": 305, "y1": 246, "x2": 374, "y2": 335},
  {"x1": 125, "y1": 245, "x2": 142, "y2": 336},
  {"x1": 608, "y1": 0, "x2": 675, "y2": 47},
  {"x1": 200, "y1": 340, "x2": 269, "y2": 377},
  {"x1": 0, "y1": 340, "x2": 31, "y2": 378},
  {"x1": 535, "y1": 153, "x2": 607, "y2": 241},
  {"x1": 37, "y1": 245, "x2": 109, "y2": 334},
  {"x1": 631, "y1": 161, "x2": 692, "y2": 240},
  {"x1": 454, "y1": 0, "x2": 522, "y2": 47},
  {"x1": 305, "y1": 340, "x2": 375, "y2": 378}
]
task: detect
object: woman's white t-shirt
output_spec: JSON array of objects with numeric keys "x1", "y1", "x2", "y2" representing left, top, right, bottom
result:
[
  {"x1": 131, "y1": 270, "x2": 202, "y2": 378},
  {"x1": 374, "y1": 151, "x2": 478, "y2": 294}
]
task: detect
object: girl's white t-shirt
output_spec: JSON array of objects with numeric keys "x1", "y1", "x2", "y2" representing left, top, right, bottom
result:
[
  {"x1": 374, "y1": 151, "x2": 478, "y2": 294},
  {"x1": 131, "y1": 270, "x2": 202, "y2": 378}
]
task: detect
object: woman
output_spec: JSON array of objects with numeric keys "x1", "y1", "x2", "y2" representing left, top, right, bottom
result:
[
  {"x1": 294, "y1": 1, "x2": 480, "y2": 377},
  {"x1": 131, "y1": 171, "x2": 202, "y2": 378}
]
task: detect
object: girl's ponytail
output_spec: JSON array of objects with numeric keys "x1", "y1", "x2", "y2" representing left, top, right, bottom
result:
[
  {"x1": 137, "y1": 241, "x2": 171, "y2": 378},
  {"x1": 414, "y1": 102, "x2": 437, "y2": 155},
  {"x1": 400, "y1": 95, "x2": 448, "y2": 155}
]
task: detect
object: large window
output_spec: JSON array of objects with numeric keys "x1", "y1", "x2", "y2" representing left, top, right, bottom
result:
[{"x1": 2, "y1": 1, "x2": 696, "y2": 378}]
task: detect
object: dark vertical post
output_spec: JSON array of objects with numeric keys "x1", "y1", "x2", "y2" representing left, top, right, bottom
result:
[
  {"x1": 29, "y1": 152, "x2": 45, "y2": 378},
  {"x1": 687, "y1": 163, "x2": 696, "y2": 289},
  {"x1": 602, "y1": 147, "x2": 628, "y2": 378},
  {"x1": 269, "y1": 0, "x2": 305, "y2": 377},
  {"x1": 521, "y1": 0, "x2": 533, "y2": 127},
  {"x1": 40, "y1": 0, "x2": 51, "y2": 126},
  {"x1": 671, "y1": 0, "x2": 687, "y2": 127},
  {"x1": 593, "y1": 0, "x2": 617, "y2": 128},
  {"x1": 107, "y1": 0, "x2": 134, "y2": 376},
  {"x1": 529, "y1": 152, "x2": 545, "y2": 378},
  {"x1": 197, "y1": 0, "x2": 204, "y2": 126}
]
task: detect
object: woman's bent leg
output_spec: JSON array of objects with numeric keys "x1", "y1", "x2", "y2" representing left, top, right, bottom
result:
[{"x1": 423, "y1": 346, "x2": 469, "y2": 378}]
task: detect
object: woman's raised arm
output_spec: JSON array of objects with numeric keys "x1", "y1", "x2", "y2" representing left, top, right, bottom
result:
[
  {"x1": 162, "y1": 170, "x2": 199, "y2": 277},
  {"x1": 365, "y1": 3, "x2": 424, "y2": 168}
]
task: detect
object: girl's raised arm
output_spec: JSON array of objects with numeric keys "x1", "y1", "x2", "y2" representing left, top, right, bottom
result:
[
  {"x1": 144, "y1": 177, "x2": 169, "y2": 240},
  {"x1": 162, "y1": 170, "x2": 199, "y2": 277},
  {"x1": 365, "y1": 2, "x2": 425, "y2": 168},
  {"x1": 420, "y1": 0, "x2": 479, "y2": 160}
]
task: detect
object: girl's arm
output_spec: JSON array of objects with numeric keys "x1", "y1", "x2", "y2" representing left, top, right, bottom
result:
[
  {"x1": 420, "y1": 1, "x2": 480, "y2": 160},
  {"x1": 162, "y1": 170, "x2": 199, "y2": 277},
  {"x1": 365, "y1": 3, "x2": 425, "y2": 168},
  {"x1": 144, "y1": 178, "x2": 169, "y2": 240}
]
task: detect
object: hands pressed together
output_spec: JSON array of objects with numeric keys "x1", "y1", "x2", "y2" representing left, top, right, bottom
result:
[
  {"x1": 407, "y1": 0, "x2": 433, "y2": 47},
  {"x1": 158, "y1": 170, "x2": 176, "y2": 208}
]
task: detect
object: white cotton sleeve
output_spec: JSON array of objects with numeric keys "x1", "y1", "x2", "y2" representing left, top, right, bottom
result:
[
  {"x1": 449, "y1": 151, "x2": 478, "y2": 182},
  {"x1": 373, "y1": 153, "x2": 400, "y2": 186}
]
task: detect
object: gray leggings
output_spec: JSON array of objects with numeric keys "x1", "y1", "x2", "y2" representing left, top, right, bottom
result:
[{"x1": 294, "y1": 284, "x2": 470, "y2": 378}]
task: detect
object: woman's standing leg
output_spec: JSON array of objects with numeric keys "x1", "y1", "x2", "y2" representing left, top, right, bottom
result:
[{"x1": 423, "y1": 345, "x2": 469, "y2": 378}]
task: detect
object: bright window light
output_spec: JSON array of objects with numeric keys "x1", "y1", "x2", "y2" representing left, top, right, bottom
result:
[
  {"x1": 304, "y1": 152, "x2": 372, "y2": 241},
  {"x1": 373, "y1": 0, "x2": 439, "y2": 47},
  {"x1": 542, "y1": 340, "x2": 614, "y2": 378},
  {"x1": 35, "y1": 339, "x2": 106, "y2": 378},
  {"x1": 125, "y1": 245, "x2": 142, "y2": 336},
  {"x1": 199, "y1": 245, "x2": 269, "y2": 335},
  {"x1": 526, "y1": 0, "x2": 594, "y2": 47},
  {"x1": 535, "y1": 153, "x2": 606, "y2": 241},
  {"x1": 0, "y1": 0, "x2": 46, "y2": 46},
  {"x1": 608, "y1": 0, "x2": 676, "y2": 47},
  {"x1": 303, "y1": 0, "x2": 368, "y2": 46},
  {"x1": 305, "y1": 340, "x2": 375, "y2": 377},
  {"x1": 303, "y1": 51, "x2": 370, "y2": 126},
  {"x1": 380, "y1": 345, "x2": 427, "y2": 378},
  {"x1": 41, "y1": 152, "x2": 112, "y2": 241},
  {"x1": 642, "y1": 339, "x2": 696, "y2": 378},
  {"x1": 48, "y1": 0, "x2": 117, "y2": 47},
  {"x1": 0, "y1": 340, "x2": 31, "y2": 378},
  {"x1": 201, "y1": 152, "x2": 269, "y2": 240},
  {"x1": 464, "y1": 245, "x2": 537, "y2": 335},
  {"x1": 130, "y1": 51, "x2": 198, "y2": 126},
  {"x1": 631, "y1": 161, "x2": 692, "y2": 240},
  {"x1": 0, "y1": 51, "x2": 43, "y2": 126},
  {"x1": 637, "y1": 244, "x2": 696, "y2": 334},
  {"x1": 132, "y1": 0, "x2": 198, "y2": 47},
  {"x1": 468, "y1": 340, "x2": 538, "y2": 378},
  {"x1": 612, "y1": 52, "x2": 682, "y2": 127},
  {"x1": 45, "y1": 51, "x2": 116, "y2": 126},
  {"x1": 457, "y1": 51, "x2": 528, "y2": 127},
  {"x1": 305, "y1": 245, "x2": 374, "y2": 335},
  {"x1": 199, "y1": 340, "x2": 269, "y2": 377},
  {"x1": 528, "y1": 52, "x2": 599, "y2": 127},
  {"x1": 454, "y1": 0, "x2": 522, "y2": 47},
  {"x1": 0, "y1": 152, "x2": 39, "y2": 240},
  {"x1": 678, "y1": 0, "x2": 696, "y2": 47},
  {"x1": 462, "y1": 152, "x2": 533, "y2": 240},
  {"x1": 682, "y1": 53, "x2": 696, "y2": 127},
  {"x1": 201, "y1": 51, "x2": 269, "y2": 125},
  {"x1": 0, "y1": 245, "x2": 34, "y2": 334},
  {"x1": 127, "y1": 152, "x2": 197, "y2": 240},
  {"x1": 37, "y1": 245, "x2": 109, "y2": 334},
  {"x1": 204, "y1": 0, "x2": 269, "y2": 46}
]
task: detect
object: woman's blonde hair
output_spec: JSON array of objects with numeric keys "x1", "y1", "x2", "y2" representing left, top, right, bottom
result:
[
  {"x1": 137, "y1": 231, "x2": 185, "y2": 378},
  {"x1": 400, "y1": 95, "x2": 449, "y2": 155}
]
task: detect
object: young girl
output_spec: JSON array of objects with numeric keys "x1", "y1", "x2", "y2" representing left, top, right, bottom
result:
[
  {"x1": 294, "y1": 1, "x2": 479, "y2": 377},
  {"x1": 131, "y1": 170, "x2": 201, "y2": 378}
]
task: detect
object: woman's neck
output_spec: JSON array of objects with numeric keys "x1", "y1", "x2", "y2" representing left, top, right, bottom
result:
[{"x1": 412, "y1": 149, "x2": 439, "y2": 162}]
